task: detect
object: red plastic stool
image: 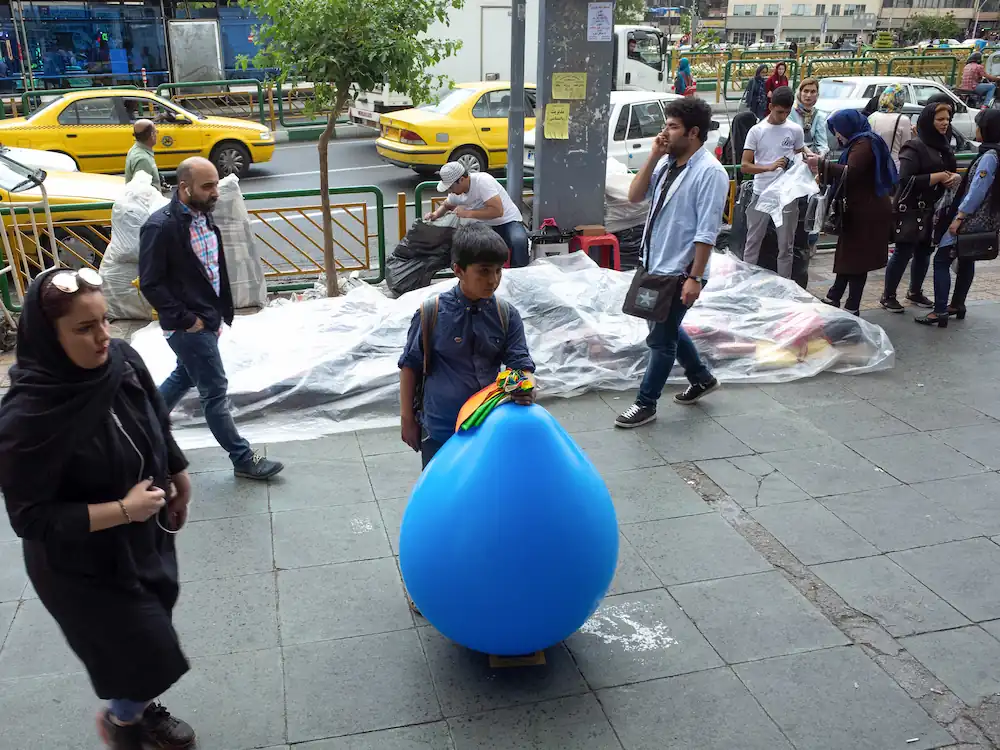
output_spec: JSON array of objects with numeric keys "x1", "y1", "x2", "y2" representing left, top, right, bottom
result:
[{"x1": 570, "y1": 234, "x2": 621, "y2": 270}]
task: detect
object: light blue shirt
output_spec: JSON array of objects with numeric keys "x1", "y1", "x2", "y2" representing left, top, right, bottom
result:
[
  {"x1": 643, "y1": 148, "x2": 730, "y2": 278},
  {"x1": 789, "y1": 107, "x2": 830, "y2": 156},
  {"x1": 939, "y1": 150, "x2": 998, "y2": 248}
]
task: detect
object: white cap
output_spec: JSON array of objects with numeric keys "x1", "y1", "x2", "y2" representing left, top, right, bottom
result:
[{"x1": 437, "y1": 162, "x2": 466, "y2": 192}]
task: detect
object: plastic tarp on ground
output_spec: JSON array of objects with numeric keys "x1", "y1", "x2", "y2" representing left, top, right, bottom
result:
[{"x1": 131, "y1": 252, "x2": 895, "y2": 449}]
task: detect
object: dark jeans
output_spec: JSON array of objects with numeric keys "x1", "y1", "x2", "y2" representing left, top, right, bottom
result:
[
  {"x1": 932, "y1": 244, "x2": 976, "y2": 315},
  {"x1": 828, "y1": 273, "x2": 868, "y2": 313},
  {"x1": 884, "y1": 241, "x2": 933, "y2": 298},
  {"x1": 492, "y1": 221, "x2": 530, "y2": 267},
  {"x1": 637, "y1": 294, "x2": 712, "y2": 407},
  {"x1": 159, "y1": 329, "x2": 253, "y2": 466},
  {"x1": 420, "y1": 434, "x2": 444, "y2": 469}
]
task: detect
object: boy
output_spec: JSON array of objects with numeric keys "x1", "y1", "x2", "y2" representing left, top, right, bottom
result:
[
  {"x1": 399, "y1": 224, "x2": 535, "y2": 468},
  {"x1": 740, "y1": 85, "x2": 806, "y2": 279}
]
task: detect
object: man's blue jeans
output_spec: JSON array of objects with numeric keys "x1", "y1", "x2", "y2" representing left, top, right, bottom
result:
[
  {"x1": 975, "y1": 82, "x2": 996, "y2": 107},
  {"x1": 492, "y1": 221, "x2": 530, "y2": 267},
  {"x1": 637, "y1": 295, "x2": 712, "y2": 407},
  {"x1": 159, "y1": 329, "x2": 254, "y2": 465}
]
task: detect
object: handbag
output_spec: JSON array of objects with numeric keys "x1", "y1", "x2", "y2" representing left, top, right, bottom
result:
[
  {"x1": 821, "y1": 160, "x2": 847, "y2": 235},
  {"x1": 892, "y1": 177, "x2": 933, "y2": 245},
  {"x1": 954, "y1": 231, "x2": 999, "y2": 262}
]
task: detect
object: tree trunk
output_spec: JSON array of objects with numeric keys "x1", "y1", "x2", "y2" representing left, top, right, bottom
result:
[{"x1": 318, "y1": 111, "x2": 339, "y2": 297}]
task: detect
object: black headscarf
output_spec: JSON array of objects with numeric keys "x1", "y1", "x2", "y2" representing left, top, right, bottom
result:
[
  {"x1": 0, "y1": 268, "x2": 127, "y2": 482},
  {"x1": 937, "y1": 109, "x2": 1000, "y2": 237},
  {"x1": 977, "y1": 108, "x2": 1000, "y2": 156},
  {"x1": 915, "y1": 101, "x2": 958, "y2": 172}
]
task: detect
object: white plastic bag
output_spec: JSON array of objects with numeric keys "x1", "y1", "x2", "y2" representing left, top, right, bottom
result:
[
  {"x1": 214, "y1": 175, "x2": 268, "y2": 310},
  {"x1": 755, "y1": 156, "x2": 819, "y2": 228}
]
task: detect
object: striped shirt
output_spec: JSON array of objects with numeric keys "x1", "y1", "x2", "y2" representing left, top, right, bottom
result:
[{"x1": 183, "y1": 204, "x2": 221, "y2": 296}]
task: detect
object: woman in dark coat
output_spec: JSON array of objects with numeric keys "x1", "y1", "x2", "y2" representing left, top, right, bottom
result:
[
  {"x1": 808, "y1": 109, "x2": 899, "y2": 315},
  {"x1": 764, "y1": 62, "x2": 789, "y2": 114},
  {"x1": 744, "y1": 64, "x2": 769, "y2": 120},
  {"x1": 0, "y1": 268, "x2": 195, "y2": 750}
]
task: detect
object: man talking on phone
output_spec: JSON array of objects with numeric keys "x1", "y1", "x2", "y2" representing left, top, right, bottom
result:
[{"x1": 139, "y1": 157, "x2": 283, "y2": 480}]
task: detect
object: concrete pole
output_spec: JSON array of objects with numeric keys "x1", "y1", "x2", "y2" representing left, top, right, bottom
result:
[
  {"x1": 532, "y1": 0, "x2": 614, "y2": 232},
  {"x1": 507, "y1": 0, "x2": 527, "y2": 210}
]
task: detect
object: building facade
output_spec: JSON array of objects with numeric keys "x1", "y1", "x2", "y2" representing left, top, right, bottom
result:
[{"x1": 725, "y1": 0, "x2": 880, "y2": 45}]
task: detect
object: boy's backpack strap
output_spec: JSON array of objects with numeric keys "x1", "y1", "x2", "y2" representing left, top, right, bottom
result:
[
  {"x1": 496, "y1": 296, "x2": 511, "y2": 336},
  {"x1": 420, "y1": 295, "x2": 439, "y2": 375}
]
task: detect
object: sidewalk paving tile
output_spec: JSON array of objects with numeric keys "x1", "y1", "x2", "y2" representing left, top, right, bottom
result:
[
  {"x1": 0, "y1": 541, "x2": 26, "y2": 603},
  {"x1": 759, "y1": 376, "x2": 860, "y2": 408},
  {"x1": 0, "y1": 601, "x2": 15, "y2": 646},
  {"x1": 296, "y1": 722, "x2": 453, "y2": 749},
  {"x1": 734, "y1": 646, "x2": 954, "y2": 750},
  {"x1": 811, "y1": 556, "x2": 970, "y2": 638},
  {"x1": 697, "y1": 454, "x2": 811, "y2": 507},
  {"x1": 272, "y1": 503, "x2": 391, "y2": 569},
  {"x1": 750, "y1": 499, "x2": 879, "y2": 564},
  {"x1": 910, "y1": 472, "x2": 1000, "y2": 535},
  {"x1": 184, "y1": 445, "x2": 242, "y2": 474},
  {"x1": 847, "y1": 433, "x2": 987, "y2": 484},
  {"x1": 377, "y1": 495, "x2": 408, "y2": 555},
  {"x1": 982, "y1": 620, "x2": 1000, "y2": 642},
  {"x1": 866, "y1": 395, "x2": 992, "y2": 432},
  {"x1": 363, "y1": 452, "x2": 422, "y2": 501},
  {"x1": 565, "y1": 589, "x2": 723, "y2": 690},
  {"x1": 572, "y1": 429, "x2": 665, "y2": 473},
  {"x1": 177, "y1": 514, "x2": 274, "y2": 583},
  {"x1": 608, "y1": 533, "x2": 661, "y2": 597},
  {"x1": 161, "y1": 648, "x2": 285, "y2": 750},
  {"x1": 690, "y1": 385, "x2": 787, "y2": 417},
  {"x1": 761, "y1": 442, "x2": 900, "y2": 497},
  {"x1": 715, "y1": 413, "x2": 834, "y2": 453},
  {"x1": 185, "y1": 469, "x2": 270, "y2": 522},
  {"x1": 890, "y1": 538, "x2": 1000, "y2": 622},
  {"x1": 0, "y1": 599, "x2": 81, "y2": 680},
  {"x1": 669, "y1": 571, "x2": 849, "y2": 663},
  {"x1": 278, "y1": 434, "x2": 363, "y2": 462},
  {"x1": 0, "y1": 514, "x2": 16, "y2": 543},
  {"x1": 172, "y1": 572, "x2": 279, "y2": 658},
  {"x1": 901, "y1": 626, "x2": 1000, "y2": 705},
  {"x1": 794, "y1": 400, "x2": 915, "y2": 442},
  {"x1": 622, "y1": 513, "x2": 771, "y2": 586},
  {"x1": 602, "y1": 465, "x2": 709, "y2": 524},
  {"x1": 599, "y1": 667, "x2": 793, "y2": 750},
  {"x1": 356, "y1": 427, "x2": 410, "y2": 458},
  {"x1": 418, "y1": 629, "x2": 587, "y2": 717},
  {"x1": 447, "y1": 693, "x2": 621, "y2": 750},
  {"x1": 541, "y1": 392, "x2": 619, "y2": 434},
  {"x1": 820, "y1": 484, "x2": 980, "y2": 552},
  {"x1": 639, "y1": 418, "x2": 753, "y2": 463},
  {"x1": 278, "y1": 558, "x2": 412, "y2": 645},
  {"x1": 284, "y1": 630, "x2": 441, "y2": 743},
  {"x1": 0, "y1": 672, "x2": 97, "y2": 750},
  {"x1": 267, "y1": 459, "x2": 375, "y2": 511},
  {"x1": 930, "y1": 423, "x2": 1000, "y2": 469}
]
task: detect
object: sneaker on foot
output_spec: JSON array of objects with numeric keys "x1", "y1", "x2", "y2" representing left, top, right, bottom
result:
[
  {"x1": 97, "y1": 710, "x2": 143, "y2": 750},
  {"x1": 906, "y1": 290, "x2": 933, "y2": 308},
  {"x1": 674, "y1": 378, "x2": 719, "y2": 405},
  {"x1": 234, "y1": 450, "x2": 284, "y2": 480},
  {"x1": 821, "y1": 297, "x2": 840, "y2": 308},
  {"x1": 880, "y1": 295, "x2": 904, "y2": 313},
  {"x1": 139, "y1": 703, "x2": 196, "y2": 749},
  {"x1": 615, "y1": 402, "x2": 657, "y2": 428}
]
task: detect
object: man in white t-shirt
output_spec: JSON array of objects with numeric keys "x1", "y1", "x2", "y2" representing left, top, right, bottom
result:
[
  {"x1": 424, "y1": 162, "x2": 529, "y2": 267},
  {"x1": 740, "y1": 86, "x2": 806, "y2": 279}
]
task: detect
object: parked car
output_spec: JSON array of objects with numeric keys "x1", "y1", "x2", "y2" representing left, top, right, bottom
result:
[
  {"x1": 0, "y1": 145, "x2": 77, "y2": 172},
  {"x1": 376, "y1": 81, "x2": 537, "y2": 176},
  {"x1": 0, "y1": 89, "x2": 274, "y2": 178},
  {"x1": 817, "y1": 76, "x2": 978, "y2": 139},
  {"x1": 522, "y1": 91, "x2": 728, "y2": 174}
]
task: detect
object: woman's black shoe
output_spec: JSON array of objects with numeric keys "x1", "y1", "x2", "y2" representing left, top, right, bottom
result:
[
  {"x1": 880, "y1": 295, "x2": 904, "y2": 313},
  {"x1": 948, "y1": 304, "x2": 967, "y2": 320},
  {"x1": 906, "y1": 290, "x2": 933, "y2": 308},
  {"x1": 821, "y1": 297, "x2": 840, "y2": 308},
  {"x1": 915, "y1": 312, "x2": 948, "y2": 328},
  {"x1": 139, "y1": 703, "x2": 196, "y2": 748},
  {"x1": 98, "y1": 711, "x2": 143, "y2": 750}
]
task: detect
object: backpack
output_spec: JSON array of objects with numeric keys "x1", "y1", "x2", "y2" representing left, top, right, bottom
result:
[{"x1": 412, "y1": 294, "x2": 512, "y2": 414}]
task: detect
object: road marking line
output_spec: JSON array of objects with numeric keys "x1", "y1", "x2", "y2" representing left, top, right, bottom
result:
[{"x1": 244, "y1": 164, "x2": 397, "y2": 180}]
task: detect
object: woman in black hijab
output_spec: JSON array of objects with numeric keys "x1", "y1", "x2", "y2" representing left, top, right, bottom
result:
[
  {"x1": 881, "y1": 101, "x2": 963, "y2": 312},
  {"x1": 0, "y1": 268, "x2": 195, "y2": 750}
]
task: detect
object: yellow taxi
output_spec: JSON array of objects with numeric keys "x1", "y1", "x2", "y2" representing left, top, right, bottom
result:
[
  {"x1": 376, "y1": 81, "x2": 536, "y2": 175},
  {"x1": 0, "y1": 89, "x2": 274, "y2": 178}
]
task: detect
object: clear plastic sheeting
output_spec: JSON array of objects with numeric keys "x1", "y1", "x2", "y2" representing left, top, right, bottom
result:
[
  {"x1": 216, "y1": 175, "x2": 268, "y2": 310},
  {"x1": 130, "y1": 252, "x2": 894, "y2": 449},
  {"x1": 755, "y1": 156, "x2": 819, "y2": 228}
]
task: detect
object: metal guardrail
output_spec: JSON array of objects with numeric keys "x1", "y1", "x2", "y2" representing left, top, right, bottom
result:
[
  {"x1": 413, "y1": 177, "x2": 536, "y2": 220},
  {"x1": 723, "y1": 59, "x2": 799, "y2": 101},
  {"x1": 886, "y1": 55, "x2": 959, "y2": 86},
  {"x1": 156, "y1": 79, "x2": 267, "y2": 127},
  {"x1": 275, "y1": 80, "x2": 337, "y2": 129},
  {"x1": 805, "y1": 57, "x2": 879, "y2": 79}
]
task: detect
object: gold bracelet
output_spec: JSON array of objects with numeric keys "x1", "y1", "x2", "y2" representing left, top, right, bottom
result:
[{"x1": 117, "y1": 499, "x2": 132, "y2": 524}]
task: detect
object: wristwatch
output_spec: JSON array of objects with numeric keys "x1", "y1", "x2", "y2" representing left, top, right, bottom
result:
[{"x1": 687, "y1": 275, "x2": 706, "y2": 284}]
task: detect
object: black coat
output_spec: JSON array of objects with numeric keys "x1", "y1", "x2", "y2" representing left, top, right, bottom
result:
[
  {"x1": 2, "y1": 344, "x2": 190, "y2": 700},
  {"x1": 138, "y1": 192, "x2": 234, "y2": 333}
]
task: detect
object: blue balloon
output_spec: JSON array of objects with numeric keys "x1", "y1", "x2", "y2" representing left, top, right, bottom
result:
[{"x1": 399, "y1": 402, "x2": 619, "y2": 655}]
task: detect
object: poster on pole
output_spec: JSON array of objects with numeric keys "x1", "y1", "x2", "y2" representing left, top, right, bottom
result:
[{"x1": 587, "y1": 2, "x2": 613, "y2": 42}]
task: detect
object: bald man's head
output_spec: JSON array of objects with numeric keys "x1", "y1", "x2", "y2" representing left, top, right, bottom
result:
[
  {"x1": 133, "y1": 118, "x2": 156, "y2": 146},
  {"x1": 176, "y1": 156, "x2": 219, "y2": 213}
]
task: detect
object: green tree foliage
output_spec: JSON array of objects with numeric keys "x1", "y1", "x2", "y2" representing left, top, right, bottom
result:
[
  {"x1": 902, "y1": 13, "x2": 964, "y2": 44},
  {"x1": 615, "y1": 0, "x2": 647, "y2": 24},
  {"x1": 238, "y1": 0, "x2": 463, "y2": 296}
]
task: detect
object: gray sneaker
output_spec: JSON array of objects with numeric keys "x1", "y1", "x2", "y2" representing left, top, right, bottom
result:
[{"x1": 234, "y1": 451, "x2": 284, "y2": 480}]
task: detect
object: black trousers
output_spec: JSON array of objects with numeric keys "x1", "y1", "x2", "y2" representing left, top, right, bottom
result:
[
  {"x1": 420, "y1": 436, "x2": 444, "y2": 469},
  {"x1": 828, "y1": 273, "x2": 868, "y2": 313}
]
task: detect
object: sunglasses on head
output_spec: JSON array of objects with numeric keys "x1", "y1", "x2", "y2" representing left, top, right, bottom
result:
[{"x1": 49, "y1": 268, "x2": 103, "y2": 294}]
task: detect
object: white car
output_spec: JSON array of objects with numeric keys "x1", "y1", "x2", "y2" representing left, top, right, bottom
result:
[
  {"x1": 817, "y1": 76, "x2": 978, "y2": 140},
  {"x1": 0, "y1": 145, "x2": 77, "y2": 173},
  {"x1": 917, "y1": 38, "x2": 963, "y2": 48},
  {"x1": 523, "y1": 91, "x2": 729, "y2": 174}
]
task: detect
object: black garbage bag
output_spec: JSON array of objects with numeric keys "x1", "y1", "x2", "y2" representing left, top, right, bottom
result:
[
  {"x1": 614, "y1": 225, "x2": 644, "y2": 270},
  {"x1": 730, "y1": 181, "x2": 813, "y2": 289},
  {"x1": 386, "y1": 220, "x2": 456, "y2": 296}
]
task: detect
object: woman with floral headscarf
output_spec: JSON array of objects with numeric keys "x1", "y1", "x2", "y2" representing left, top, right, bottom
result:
[
  {"x1": 867, "y1": 83, "x2": 912, "y2": 170},
  {"x1": 674, "y1": 57, "x2": 696, "y2": 95}
]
